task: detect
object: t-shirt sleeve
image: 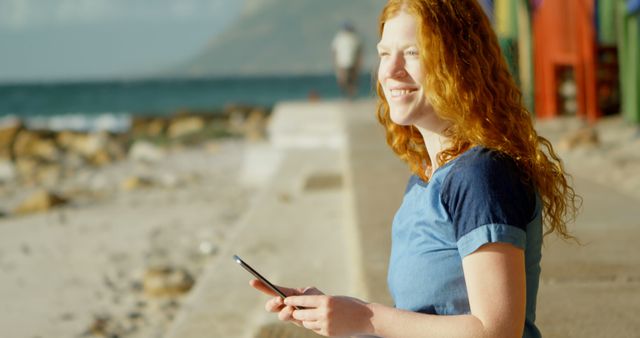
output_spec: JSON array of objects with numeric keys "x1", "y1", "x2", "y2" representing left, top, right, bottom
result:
[{"x1": 441, "y1": 149, "x2": 536, "y2": 258}]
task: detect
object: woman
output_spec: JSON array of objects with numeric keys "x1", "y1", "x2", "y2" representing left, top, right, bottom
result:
[{"x1": 250, "y1": 1, "x2": 579, "y2": 337}]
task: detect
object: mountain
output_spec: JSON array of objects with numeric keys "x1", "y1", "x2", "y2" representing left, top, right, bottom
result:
[{"x1": 169, "y1": 0, "x2": 387, "y2": 78}]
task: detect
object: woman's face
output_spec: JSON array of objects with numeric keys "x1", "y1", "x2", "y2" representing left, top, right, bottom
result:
[{"x1": 377, "y1": 11, "x2": 440, "y2": 129}]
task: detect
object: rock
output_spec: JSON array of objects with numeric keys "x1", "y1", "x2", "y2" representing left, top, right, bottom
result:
[
  {"x1": 68, "y1": 132, "x2": 107, "y2": 158},
  {"x1": 142, "y1": 266, "x2": 194, "y2": 297},
  {"x1": 198, "y1": 241, "x2": 217, "y2": 255},
  {"x1": 558, "y1": 127, "x2": 600, "y2": 150},
  {"x1": 90, "y1": 149, "x2": 112, "y2": 166},
  {"x1": 0, "y1": 159, "x2": 16, "y2": 183},
  {"x1": 243, "y1": 109, "x2": 268, "y2": 141},
  {"x1": 228, "y1": 110, "x2": 246, "y2": 134},
  {"x1": 131, "y1": 117, "x2": 168, "y2": 137},
  {"x1": 54, "y1": 130, "x2": 79, "y2": 150},
  {"x1": 62, "y1": 131, "x2": 126, "y2": 166},
  {"x1": 61, "y1": 150, "x2": 87, "y2": 172},
  {"x1": 128, "y1": 141, "x2": 165, "y2": 163},
  {"x1": 158, "y1": 173, "x2": 180, "y2": 189},
  {"x1": 146, "y1": 118, "x2": 167, "y2": 137},
  {"x1": 13, "y1": 130, "x2": 60, "y2": 162},
  {"x1": 121, "y1": 176, "x2": 154, "y2": 191},
  {"x1": 14, "y1": 158, "x2": 39, "y2": 185},
  {"x1": 82, "y1": 314, "x2": 124, "y2": 337},
  {"x1": 0, "y1": 117, "x2": 22, "y2": 160},
  {"x1": 13, "y1": 190, "x2": 68, "y2": 215},
  {"x1": 167, "y1": 116, "x2": 205, "y2": 139},
  {"x1": 33, "y1": 139, "x2": 60, "y2": 162},
  {"x1": 34, "y1": 163, "x2": 62, "y2": 187}
]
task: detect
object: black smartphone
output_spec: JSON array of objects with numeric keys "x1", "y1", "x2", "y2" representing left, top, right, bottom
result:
[{"x1": 233, "y1": 254, "x2": 292, "y2": 299}]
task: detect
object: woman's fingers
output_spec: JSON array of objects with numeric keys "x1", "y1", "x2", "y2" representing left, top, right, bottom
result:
[
  {"x1": 301, "y1": 319, "x2": 321, "y2": 331},
  {"x1": 277, "y1": 305, "x2": 292, "y2": 321},
  {"x1": 249, "y1": 279, "x2": 278, "y2": 296},
  {"x1": 291, "y1": 308, "x2": 318, "y2": 321},
  {"x1": 301, "y1": 286, "x2": 324, "y2": 296},
  {"x1": 265, "y1": 296, "x2": 284, "y2": 312},
  {"x1": 284, "y1": 295, "x2": 324, "y2": 308},
  {"x1": 249, "y1": 279, "x2": 300, "y2": 297}
]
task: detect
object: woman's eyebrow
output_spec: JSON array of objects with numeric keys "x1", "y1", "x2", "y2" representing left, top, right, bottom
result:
[
  {"x1": 376, "y1": 43, "x2": 388, "y2": 51},
  {"x1": 376, "y1": 42, "x2": 417, "y2": 51}
]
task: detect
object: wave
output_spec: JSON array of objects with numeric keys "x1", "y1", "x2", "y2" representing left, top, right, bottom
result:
[{"x1": 23, "y1": 113, "x2": 132, "y2": 133}]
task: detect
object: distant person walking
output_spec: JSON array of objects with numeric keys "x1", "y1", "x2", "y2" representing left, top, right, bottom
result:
[{"x1": 331, "y1": 21, "x2": 362, "y2": 98}]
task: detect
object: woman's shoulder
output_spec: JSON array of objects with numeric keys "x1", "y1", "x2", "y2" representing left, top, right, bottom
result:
[
  {"x1": 441, "y1": 146, "x2": 538, "y2": 242},
  {"x1": 444, "y1": 146, "x2": 524, "y2": 184},
  {"x1": 441, "y1": 146, "x2": 537, "y2": 224}
]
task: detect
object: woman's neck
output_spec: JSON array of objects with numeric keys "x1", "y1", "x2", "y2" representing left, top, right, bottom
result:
[{"x1": 416, "y1": 125, "x2": 450, "y2": 173}]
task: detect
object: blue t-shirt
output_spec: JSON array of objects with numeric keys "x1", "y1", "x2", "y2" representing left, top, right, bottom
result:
[{"x1": 387, "y1": 146, "x2": 542, "y2": 338}]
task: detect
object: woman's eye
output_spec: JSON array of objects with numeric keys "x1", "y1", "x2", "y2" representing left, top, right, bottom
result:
[
  {"x1": 406, "y1": 50, "x2": 419, "y2": 56},
  {"x1": 378, "y1": 52, "x2": 389, "y2": 57}
]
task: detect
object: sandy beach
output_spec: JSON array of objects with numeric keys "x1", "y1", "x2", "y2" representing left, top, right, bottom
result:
[{"x1": 0, "y1": 137, "x2": 256, "y2": 338}]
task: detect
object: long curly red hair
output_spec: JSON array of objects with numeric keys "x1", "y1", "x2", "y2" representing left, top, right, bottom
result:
[{"x1": 376, "y1": 0, "x2": 580, "y2": 239}]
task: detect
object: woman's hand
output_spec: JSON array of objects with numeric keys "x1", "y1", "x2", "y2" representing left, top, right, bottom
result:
[
  {"x1": 249, "y1": 279, "x2": 324, "y2": 326},
  {"x1": 283, "y1": 295, "x2": 374, "y2": 337}
]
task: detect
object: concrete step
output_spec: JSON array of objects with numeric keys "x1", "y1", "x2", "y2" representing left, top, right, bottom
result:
[{"x1": 166, "y1": 100, "x2": 361, "y2": 338}]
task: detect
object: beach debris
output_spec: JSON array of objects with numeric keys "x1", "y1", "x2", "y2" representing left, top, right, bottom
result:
[
  {"x1": 20, "y1": 243, "x2": 31, "y2": 255},
  {"x1": 278, "y1": 192, "x2": 292, "y2": 203},
  {"x1": 128, "y1": 141, "x2": 165, "y2": 163},
  {"x1": 120, "y1": 176, "x2": 154, "y2": 191},
  {"x1": 81, "y1": 313, "x2": 131, "y2": 338},
  {"x1": 198, "y1": 240, "x2": 217, "y2": 255},
  {"x1": 303, "y1": 172, "x2": 343, "y2": 191},
  {"x1": 59, "y1": 312, "x2": 74, "y2": 321},
  {"x1": 558, "y1": 127, "x2": 600, "y2": 150},
  {"x1": 13, "y1": 189, "x2": 68, "y2": 215},
  {"x1": 142, "y1": 266, "x2": 195, "y2": 297}
]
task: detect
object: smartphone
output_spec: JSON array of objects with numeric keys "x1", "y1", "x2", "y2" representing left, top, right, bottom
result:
[{"x1": 233, "y1": 254, "x2": 292, "y2": 299}]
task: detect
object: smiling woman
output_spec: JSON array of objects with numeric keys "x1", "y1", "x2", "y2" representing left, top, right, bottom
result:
[
  {"x1": 376, "y1": 11, "x2": 444, "y2": 137},
  {"x1": 249, "y1": 1, "x2": 580, "y2": 337}
]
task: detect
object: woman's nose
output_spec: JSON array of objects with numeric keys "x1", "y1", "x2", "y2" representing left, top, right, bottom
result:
[{"x1": 385, "y1": 53, "x2": 407, "y2": 78}]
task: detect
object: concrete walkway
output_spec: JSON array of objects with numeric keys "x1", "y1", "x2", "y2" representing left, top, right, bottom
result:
[{"x1": 167, "y1": 99, "x2": 640, "y2": 338}]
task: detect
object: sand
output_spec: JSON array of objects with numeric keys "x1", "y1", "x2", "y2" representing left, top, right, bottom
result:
[{"x1": 0, "y1": 139, "x2": 256, "y2": 338}]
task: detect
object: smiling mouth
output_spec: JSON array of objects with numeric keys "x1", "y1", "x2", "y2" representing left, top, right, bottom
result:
[{"x1": 390, "y1": 88, "x2": 418, "y2": 98}]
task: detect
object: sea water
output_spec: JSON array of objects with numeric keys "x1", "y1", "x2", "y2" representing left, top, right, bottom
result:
[{"x1": 0, "y1": 73, "x2": 375, "y2": 132}]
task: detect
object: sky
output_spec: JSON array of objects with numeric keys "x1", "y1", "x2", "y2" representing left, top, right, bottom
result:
[{"x1": 0, "y1": 0, "x2": 245, "y2": 83}]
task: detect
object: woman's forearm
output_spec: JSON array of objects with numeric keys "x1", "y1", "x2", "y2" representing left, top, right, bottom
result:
[{"x1": 365, "y1": 303, "x2": 512, "y2": 338}]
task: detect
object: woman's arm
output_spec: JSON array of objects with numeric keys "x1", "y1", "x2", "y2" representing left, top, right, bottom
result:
[{"x1": 285, "y1": 242, "x2": 526, "y2": 338}]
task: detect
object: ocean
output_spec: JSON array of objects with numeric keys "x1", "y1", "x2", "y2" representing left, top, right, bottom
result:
[{"x1": 0, "y1": 73, "x2": 376, "y2": 132}]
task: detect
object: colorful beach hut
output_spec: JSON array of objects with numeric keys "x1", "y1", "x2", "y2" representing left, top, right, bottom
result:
[
  {"x1": 532, "y1": 0, "x2": 599, "y2": 122},
  {"x1": 617, "y1": 0, "x2": 640, "y2": 123}
]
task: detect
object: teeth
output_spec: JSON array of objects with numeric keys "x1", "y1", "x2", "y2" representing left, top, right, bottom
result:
[{"x1": 391, "y1": 89, "x2": 413, "y2": 97}]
